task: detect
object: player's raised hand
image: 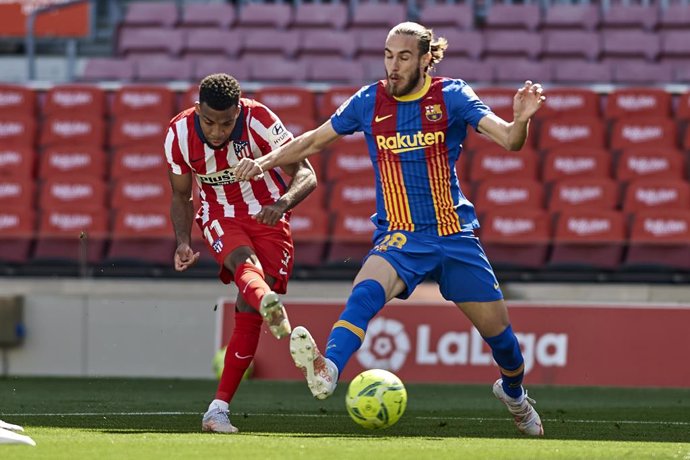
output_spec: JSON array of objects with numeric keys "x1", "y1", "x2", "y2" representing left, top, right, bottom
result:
[
  {"x1": 235, "y1": 157, "x2": 264, "y2": 181},
  {"x1": 174, "y1": 242, "x2": 200, "y2": 271},
  {"x1": 252, "y1": 201, "x2": 288, "y2": 226},
  {"x1": 513, "y1": 80, "x2": 546, "y2": 122}
]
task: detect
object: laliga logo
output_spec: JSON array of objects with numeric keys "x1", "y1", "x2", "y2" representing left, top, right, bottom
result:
[{"x1": 356, "y1": 317, "x2": 411, "y2": 371}]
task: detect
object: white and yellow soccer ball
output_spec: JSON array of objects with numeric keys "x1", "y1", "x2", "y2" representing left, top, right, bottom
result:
[{"x1": 345, "y1": 369, "x2": 407, "y2": 429}]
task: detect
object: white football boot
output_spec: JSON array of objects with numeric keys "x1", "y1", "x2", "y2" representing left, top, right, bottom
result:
[
  {"x1": 201, "y1": 406, "x2": 239, "y2": 434},
  {"x1": 290, "y1": 326, "x2": 338, "y2": 400},
  {"x1": 259, "y1": 291, "x2": 291, "y2": 339},
  {"x1": 493, "y1": 379, "x2": 544, "y2": 436},
  {"x1": 0, "y1": 420, "x2": 36, "y2": 446}
]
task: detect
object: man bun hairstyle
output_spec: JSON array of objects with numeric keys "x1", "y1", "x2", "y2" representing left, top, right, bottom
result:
[
  {"x1": 199, "y1": 73, "x2": 241, "y2": 111},
  {"x1": 389, "y1": 22, "x2": 448, "y2": 72}
]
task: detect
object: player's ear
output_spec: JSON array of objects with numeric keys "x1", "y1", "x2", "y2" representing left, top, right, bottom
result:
[
  {"x1": 421, "y1": 52, "x2": 432, "y2": 70},
  {"x1": 194, "y1": 102, "x2": 201, "y2": 115}
]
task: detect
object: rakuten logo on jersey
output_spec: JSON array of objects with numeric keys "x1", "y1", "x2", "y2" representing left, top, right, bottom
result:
[
  {"x1": 356, "y1": 317, "x2": 568, "y2": 374},
  {"x1": 567, "y1": 218, "x2": 610, "y2": 235},
  {"x1": 553, "y1": 157, "x2": 595, "y2": 174},
  {"x1": 622, "y1": 126, "x2": 663, "y2": 142},
  {"x1": 635, "y1": 188, "x2": 678, "y2": 206},
  {"x1": 482, "y1": 156, "x2": 524, "y2": 173},
  {"x1": 492, "y1": 217, "x2": 535, "y2": 235},
  {"x1": 290, "y1": 215, "x2": 315, "y2": 232},
  {"x1": 643, "y1": 218, "x2": 688, "y2": 236},
  {"x1": 616, "y1": 95, "x2": 656, "y2": 111},
  {"x1": 121, "y1": 92, "x2": 161, "y2": 109},
  {"x1": 559, "y1": 186, "x2": 602, "y2": 205},
  {"x1": 53, "y1": 91, "x2": 92, "y2": 107},
  {"x1": 549, "y1": 125, "x2": 591, "y2": 142}
]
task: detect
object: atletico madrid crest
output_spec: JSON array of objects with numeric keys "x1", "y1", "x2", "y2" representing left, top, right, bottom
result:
[{"x1": 425, "y1": 104, "x2": 443, "y2": 122}]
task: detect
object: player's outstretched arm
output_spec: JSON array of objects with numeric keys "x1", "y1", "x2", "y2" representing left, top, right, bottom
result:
[
  {"x1": 253, "y1": 159, "x2": 317, "y2": 226},
  {"x1": 235, "y1": 120, "x2": 341, "y2": 181},
  {"x1": 477, "y1": 80, "x2": 545, "y2": 151},
  {"x1": 168, "y1": 170, "x2": 200, "y2": 271}
]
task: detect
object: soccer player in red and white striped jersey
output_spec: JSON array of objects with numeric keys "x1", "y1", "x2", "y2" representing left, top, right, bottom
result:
[{"x1": 165, "y1": 74, "x2": 316, "y2": 434}]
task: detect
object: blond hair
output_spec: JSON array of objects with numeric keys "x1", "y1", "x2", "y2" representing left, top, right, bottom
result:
[{"x1": 388, "y1": 22, "x2": 448, "y2": 71}]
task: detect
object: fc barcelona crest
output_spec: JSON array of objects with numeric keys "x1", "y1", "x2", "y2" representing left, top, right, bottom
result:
[{"x1": 425, "y1": 104, "x2": 443, "y2": 122}]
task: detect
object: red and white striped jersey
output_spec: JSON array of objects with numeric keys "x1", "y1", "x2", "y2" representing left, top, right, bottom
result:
[{"x1": 164, "y1": 98, "x2": 293, "y2": 224}]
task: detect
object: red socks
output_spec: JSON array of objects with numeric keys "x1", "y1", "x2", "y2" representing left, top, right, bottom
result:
[
  {"x1": 215, "y1": 311, "x2": 263, "y2": 402},
  {"x1": 234, "y1": 262, "x2": 271, "y2": 312}
]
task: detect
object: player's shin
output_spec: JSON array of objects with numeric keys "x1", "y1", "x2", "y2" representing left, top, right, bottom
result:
[
  {"x1": 234, "y1": 262, "x2": 270, "y2": 312},
  {"x1": 484, "y1": 325, "x2": 525, "y2": 399},
  {"x1": 216, "y1": 312, "x2": 262, "y2": 402},
  {"x1": 326, "y1": 280, "x2": 386, "y2": 375}
]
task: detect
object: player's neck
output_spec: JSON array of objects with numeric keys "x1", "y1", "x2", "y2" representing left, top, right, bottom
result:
[{"x1": 394, "y1": 74, "x2": 431, "y2": 102}]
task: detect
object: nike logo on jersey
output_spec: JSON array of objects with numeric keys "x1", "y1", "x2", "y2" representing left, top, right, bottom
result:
[
  {"x1": 494, "y1": 282, "x2": 500, "y2": 290},
  {"x1": 374, "y1": 114, "x2": 393, "y2": 123},
  {"x1": 279, "y1": 268, "x2": 288, "y2": 276},
  {"x1": 234, "y1": 352, "x2": 253, "y2": 360}
]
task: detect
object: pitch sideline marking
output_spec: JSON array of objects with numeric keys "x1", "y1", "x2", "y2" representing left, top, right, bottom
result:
[{"x1": 1, "y1": 412, "x2": 689, "y2": 426}]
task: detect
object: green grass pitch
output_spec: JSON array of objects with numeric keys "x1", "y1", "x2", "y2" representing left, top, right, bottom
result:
[{"x1": 1, "y1": 377, "x2": 689, "y2": 459}]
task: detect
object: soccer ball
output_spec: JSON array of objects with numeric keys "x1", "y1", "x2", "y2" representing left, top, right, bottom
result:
[
  {"x1": 345, "y1": 369, "x2": 407, "y2": 429},
  {"x1": 212, "y1": 347, "x2": 254, "y2": 380}
]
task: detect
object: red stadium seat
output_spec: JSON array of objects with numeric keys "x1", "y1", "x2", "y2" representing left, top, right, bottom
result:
[
  {"x1": 625, "y1": 209, "x2": 690, "y2": 271},
  {"x1": 484, "y1": 3, "x2": 541, "y2": 31},
  {"x1": 318, "y1": 86, "x2": 360, "y2": 121},
  {"x1": 111, "y1": 143, "x2": 168, "y2": 180},
  {"x1": 327, "y1": 209, "x2": 375, "y2": 265},
  {"x1": 106, "y1": 207, "x2": 175, "y2": 266},
  {"x1": 0, "y1": 145, "x2": 35, "y2": 179},
  {"x1": 282, "y1": 115, "x2": 315, "y2": 138},
  {"x1": 33, "y1": 208, "x2": 107, "y2": 265},
  {"x1": 292, "y1": 3, "x2": 348, "y2": 30},
  {"x1": 111, "y1": 176, "x2": 172, "y2": 211},
  {"x1": 541, "y1": 4, "x2": 600, "y2": 30},
  {"x1": 609, "y1": 118, "x2": 677, "y2": 152},
  {"x1": 180, "y1": 2, "x2": 235, "y2": 28},
  {"x1": 39, "y1": 146, "x2": 106, "y2": 180},
  {"x1": 480, "y1": 207, "x2": 551, "y2": 269},
  {"x1": 40, "y1": 114, "x2": 105, "y2": 149},
  {"x1": 535, "y1": 87, "x2": 600, "y2": 120},
  {"x1": 605, "y1": 88, "x2": 672, "y2": 120},
  {"x1": 254, "y1": 87, "x2": 316, "y2": 125},
  {"x1": 549, "y1": 209, "x2": 626, "y2": 270},
  {"x1": 616, "y1": 148, "x2": 685, "y2": 183},
  {"x1": 464, "y1": 128, "x2": 499, "y2": 153},
  {"x1": 473, "y1": 87, "x2": 515, "y2": 121},
  {"x1": 0, "y1": 177, "x2": 34, "y2": 210},
  {"x1": 111, "y1": 85, "x2": 175, "y2": 119},
  {"x1": 81, "y1": 58, "x2": 136, "y2": 82},
  {"x1": 473, "y1": 178, "x2": 543, "y2": 212},
  {"x1": 677, "y1": 91, "x2": 690, "y2": 121},
  {"x1": 290, "y1": 207, "x2": 329, "y2": 267},
  {"x1": 326, "y1": 149, "x2": 374, "y2": 183},
  {"x1": 418, "y1": 3, "x2": 474, "y2": 30},
  {"x1": 468, "y1": 147, "x2": 538, "y2": 182},
  {"x1": 122, "y1": 1, "x2": 178, "y2": 28},
  {"x1": 0, "y1": 207, "x2": 34, "y2": 264},
  {"x1": 0, "y1": 115, "x2": 36, "y2": 148},
  {"x1": 548, "y1": 177, "x2": 619, "y2": 211},
  {"x1": 43, "y1": 85, "x2": 105, "y2": 117},
  {"x1": 110, "y1": 115, "x2": 168, "y2": 149},
  {"x1": 0, "y1": 84, "x2": 35, "y2": 118},
  {"x1": 329, "y1": 176, "x2": 377, "y2": 212},
  {"x1": 39, "y1": 177, "x2": 107, "y2": 212},
  {"x1": 538, "y1": 116, "x2": 606, "y2": 151},
  {"x1": 622, "y1": 178, "x2": 690, "y2": 212},
  {"x1": 542, "y1": 147, "x2": 611, "y2": 183}
]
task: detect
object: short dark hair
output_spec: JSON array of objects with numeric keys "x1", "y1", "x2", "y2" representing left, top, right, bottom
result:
[{"x1": 198, "y1": 73, "x2": 241, "y2": 111}]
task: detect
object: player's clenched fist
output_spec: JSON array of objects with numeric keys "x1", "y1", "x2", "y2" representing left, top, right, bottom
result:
[
  {"x1": 174, "y1": 243, "x2": 200, "y2": 271},
  {"x1": 235, "y1": 157, "x2": 263, "y2": 181}
]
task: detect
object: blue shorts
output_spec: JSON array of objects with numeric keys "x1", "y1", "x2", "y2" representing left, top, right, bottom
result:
[{"x1": 367, "y1": 229, "x2": 503, "y2": 303}]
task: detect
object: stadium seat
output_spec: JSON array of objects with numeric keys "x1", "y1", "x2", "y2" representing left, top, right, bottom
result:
[
  {"x1": 675, "y1": 66, "x2": 690, "y2": 84},
  {"x1": 605, "y1": 88, "x2": 672, "y2": 120},
  {"x1": 354, "y1": 28, "x2": 390, "y2": 58},
  {"x1": 0, "y1": 145, "x2": 34, "y2": 179},
  {"x1": 327, "y1": 209, "x2": 375, "y2": 266},
  {"x1": 350, "y1": 3, "x2": 406, "y2": 30},
  {"x1": 112, "y1": 176, "x2": 171, "y2": 211},
  {"x1": 484, "y1": 3, "x2": 541, "y2": 31},
  {"x1": 538, "y1": 117, "x2": 606, "y2": 151},
  {"x1": 329, "y1": 176, "x2": 377, "y2": 212},
  {"x1": 192, "y1": 57, "x2": 251, "y2": 82},
  {"x1": 111, "y1": 85, "x2": 175, "y2": 119},
  {"x1": 122, "y1": 1, "x2": 178, "y2": 28},
  {"x1": 290, "y1": 206, "x2": 329, "y2": 267},
  {"x1": 0, "y1": 177, "x2": 34, "y2": 210},
  {"x1": 600, "y1": 30, "x2": 660, "y2": 62},
  {"x1": 548, "y1": 177, "x2": 619, "y2": 211},
  {"x1": 81, "y1": 58, "x2": 136, "y2": 82},
  {"x1": 39, "y1": 177, "x2": 107, "y2": 212},
  {"x1": 318, "y1": 86, "x2": 360, "y2": 121},
  {"x1": 39, "y1": 146, "x2": 106, "y2": 180},
  {"x1": 43, "y1": 85, "x2": 105, "y2": 117},
  {"x1": 33, "y1": 208, "x2": 108, "y2": 265},
  {"x1": 292, "y1": 3, "x2": 348, "y2": 30},
  {"x1": 600, "y1": 4, "x2": 658, "y2": 31},
  {"x1": 540, "y1": 30, "x2": 601, "y2": 61},
  {"x1": 298, "y1": 30, "x2": 357, "y2": 59},
  {"x1": 622, "y1": 177, "x2": 690, "y2": 212},
  {"x1": 240, "y1": 29, "x2": 299, "y2": 59},
  {"x1": 0, "y1": 115, "x2": 35, "y2": 148},
  {"x1": 468, "y1": 147, "x2": 538, "y2": 183},
  {"x1": 40, "y1": 114, "x2": 105, "y2": 149},
  {"x1": 551, "y1": 60, "x2": 613, "y2": 84},
  {"x1": 418, "y1": 3, "x2": 474, "y2": 30},
  {"x1": 0, "y1": 84, "x2": 35, "y2": 118},
  {"x1": 479, "y1": 207, "x2": 551, "y2": 269},
  {"x1": 609, "y1": 118, "x2": 677, "y2": 152},
  {"x1": 136, "y1": 57, "x2": 194, "y2": 82},
  {"x1": 182, "y1": 29, "x2": 242, "y2": 59},
  {"x1": 464, "y1": 128, "x2": 499, "y2": 153},
  {"x1": 111, "y1": 143, "x2": 168, "y2": 180},
  {"x1": 281, "y1": 114, "x2": 315, "y2": 138},
  {"x1": 180, "y1": 2, "x2": 235, "y2": 29},
  {"x1": 659, "y1": 30, "x2": 690, "y2": 62},
  {"x1": 106, "y1": 207, "x2": 176, "y2": 267},
  {"x1": 612, "y1": 61, "x2": 673, "y2": 84},
  {"x1": 536, "y1": 87, "x2": 600, "y2": 120},
  {"x1": 542, "y1": 147, "x2": 611, "y2": 183},
  {"x1": 306, "y1": 58, "x2": 365, "y2": 84},
  {"x1": 473, "y1": 87, "x2": 516, "y2": 121},
  {"x1": 625, "y1": 209, "x2": 690, "y2": 271},
  {"x1": 110, "y1": 115, "x2": 168, "y2": 149},
  {"x1": 541, "y1": 4, "x2": 600, "y2": 30},
  {"x1": 237, "y1": 3, "x2": 292, "y2": 30},
  {"x1": 482, "y1": 31, "x2": 542, "y2": 61},
  {"x1": 430, "y1": 29, "x2": 483, "y2": 60},
  {"x1": 0, "y1": 207, "x2": 34, "y2": 265},
  {"x1": 615, "y1": 148, "x2": 685, "y2": 183},
  {"x1": 118, "y1": 27, "x2": 185, "y2": 57},
  {"x1": 326, "y1": 148, "x2": 374, "y2": 183},
  {"x1": 549, "y1": 209, "x2": 626, "y2": 270},
  {"x1": 677, "y1": 92, "x2": 690, "y2": 123},
  {"x1": 658, "y1": 4, "x2": 690, "y2": 30},
  {"x1": 494, "y1": 59, "x2": 552, "y2": 84},
  {"x1": 473, "y1": 178, "x2": 544, "y2": 211},
  {"x1": 248, "y1": 57, "x2": 307, "y2": 83},
  {"x1": 254, "y1": 87, "x2": 316, "y2": 125},
  {"x1": 433, "y1": 58, "x2": 495, "y2": 84}
]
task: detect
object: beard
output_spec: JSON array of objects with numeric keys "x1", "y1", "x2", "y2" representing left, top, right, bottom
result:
[{"x1": 386, "y1": 66, "x2": 422, "y2": 97}]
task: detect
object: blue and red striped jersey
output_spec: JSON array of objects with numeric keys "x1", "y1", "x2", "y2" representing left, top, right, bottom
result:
[{"x1": 331, "y1": 75, "x2": 493, "y2": 236}]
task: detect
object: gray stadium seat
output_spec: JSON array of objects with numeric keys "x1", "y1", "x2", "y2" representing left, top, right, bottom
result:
[
  {"x1": 551, "y1": 60, "x2": 612, "y2": 84},
  {"x1": 81, "y1": 58, "x2": 135, "y2": 82},
  {"x1": 118, "y1": 27, "x2": 185, "y2": 56},
  {"x1": 600, "y1": 30, "x2": 660, "y2": 62},
  {"x1": 541, "y1": 4, "x2": 600, "y2": 30},
  {"x1": 418, "y1": 3, "x2": 474, "y2": 30},
  {"x1": 299, "y1": 30, "x2": 357, "y2": 59},
  {"x1": 541, "y1": 30, "x2": 601, "y2": 61},
  {"x1": 306, "y1": 57, "x2": 365, "y2": 84},
  {"x1": 612, "y1": 61, "x2": 673, "y2": 84},
  {"x1": 350, "y1": 3, "x2": 406, "y2": 29},
  {"x1": 292, "y1": 3, "x2": 349, "y2": 30},
  {"x1": 183, "y1": 28, "x2": 242, "y2": 58},
  {"x1": 483, "y1": 31, "x2": 542, "y2": 60},
  {"x1": 122, "y1": 1, "x2": 178, "y2": 28},
  {"x1": 180, "y1": 2, "x2": 235, "y2": 29},
  {"x1": 600, "y1": 4, "x2": 658, "y2": 31},
  {"x1": 484, "y1": 3, "x2": 541, "y2": 31},
  {"x1": 136, "y1": 57, "x2": 193, "y2": 82},
  {"x1": 237, "y1": 3, "x2": 293, "y2": 30}
]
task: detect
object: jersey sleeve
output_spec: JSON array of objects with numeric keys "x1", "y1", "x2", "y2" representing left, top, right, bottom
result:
[
  {"x1": 446, "y1": 80, "x2": 494, "y2": 132},
  {"x1": 164, "y1": 123, "x2": 191, "y2": 175},
  {"x1": 330, "y1": 86, "x2": 368, "y2": 136},
  {"x1": 247, "y1": 103, "x2": 293, "y2": 155}
]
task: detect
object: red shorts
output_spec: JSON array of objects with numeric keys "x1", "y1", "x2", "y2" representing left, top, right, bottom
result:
[{"x1": 195, "y1": 215, "x2": 294, "y2": 294}]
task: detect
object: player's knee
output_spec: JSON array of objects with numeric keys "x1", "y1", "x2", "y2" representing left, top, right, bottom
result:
[
  {"x1": 344, "y1": 280, "x2": 387, "y2": 321},
  {"x1": 225, "y1": 247, "x2": 259, "y2": 273}
]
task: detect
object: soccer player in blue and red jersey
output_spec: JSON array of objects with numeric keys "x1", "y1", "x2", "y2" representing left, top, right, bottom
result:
[{"x1": 235, "y1": 22, "x2": 546, "y2": 436}]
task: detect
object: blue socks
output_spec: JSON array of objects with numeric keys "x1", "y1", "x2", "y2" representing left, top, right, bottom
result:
[
  {"x1": 484, "y1": 325, "x2": 525, "y2": 399},
  {"x1": 325, "y1": 279, "x2": 387, "y2": 376}
]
